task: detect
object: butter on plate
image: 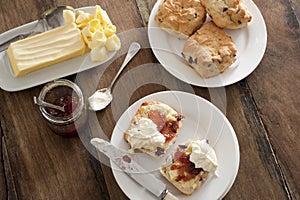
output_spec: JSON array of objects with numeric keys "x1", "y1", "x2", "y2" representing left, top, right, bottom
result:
[{"x1": 7, "y1": 23, "x2": 86, "y2": 77}]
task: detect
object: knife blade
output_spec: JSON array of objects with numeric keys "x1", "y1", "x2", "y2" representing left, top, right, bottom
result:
[{"x1": 90, "y1": 138, "x2": 178, "y2": 200}]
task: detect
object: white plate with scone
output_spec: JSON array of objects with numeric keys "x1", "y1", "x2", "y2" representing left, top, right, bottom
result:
[
  {"x1": 148, "y1": 0, "x2": 267, "y2": 87},
  {"x1": 110, "y1": 91, "x2": 239, "y2": 199}
]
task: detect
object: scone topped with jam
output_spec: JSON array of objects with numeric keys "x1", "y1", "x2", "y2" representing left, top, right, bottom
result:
[
  {"x1": 160, "y1": 139, "x2": 218, "y2": 195},
  {"x1": 124, "y1": 100, "x2": 184, "y2": 158},
  {"x1": 201, "y1": 0, "x2": 252, "y2": 29},
  {"x1": 155, "y1": 0, "x2": 207, "y2": 39}
]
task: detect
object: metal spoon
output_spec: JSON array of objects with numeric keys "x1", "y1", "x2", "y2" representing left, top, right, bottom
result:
[
  {"x1": 88, "y1": 42, "x2": 141, "y2": 111},
  {"x1": 42, "y1": 6, "x2": 74, "y2": 29},
  {"x1": 33, "y1": 96, "x2": 65, "y2": 112},
  {"x1": 0, "y1": 6, "x2": 74, "y2": 52}
]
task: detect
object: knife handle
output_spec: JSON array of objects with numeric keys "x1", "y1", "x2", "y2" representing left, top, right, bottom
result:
[{"x1": 163, "y1": 192, "x2": 178, "y2": 200}]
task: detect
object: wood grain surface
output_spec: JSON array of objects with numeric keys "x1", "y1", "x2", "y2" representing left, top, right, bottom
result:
[{"x1": 0, "y1": 0, "x2": 299, "y2": 199}]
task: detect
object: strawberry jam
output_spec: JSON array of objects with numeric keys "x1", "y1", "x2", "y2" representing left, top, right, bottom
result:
[
  {"x1": 38, "y1": 79, "x2": 87, "y2": 137},
  {"x1": 171, "y1": 147, "x2": 204, "y2": 182},
  {"x1": 148, "y1": 109, "x2": 180, "y2": 143},
  {"x1": 46, "y1": 95, "x2": 79, "y2": 117}
]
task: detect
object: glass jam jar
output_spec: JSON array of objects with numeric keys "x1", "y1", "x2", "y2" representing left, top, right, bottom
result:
[{"x1": 38, "y1": 79, "x2": 87, "y2": 137}]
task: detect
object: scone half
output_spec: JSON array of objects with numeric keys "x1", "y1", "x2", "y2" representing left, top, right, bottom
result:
[
  {"x1": 155, "y1": 0, "x2": 207, "y2": 39},
  {"x1": 124, "y1": 100, "x2": 184, "y2": 158},
  {"x1": 201, "y1": 0, "x2": 252, "y2": 29},
  {"x1": 182, "y1": 22, "x2": 237, "y2": 78},
  {"x1": 160, "y1": 143, "x2": 210, "y2": 195}
]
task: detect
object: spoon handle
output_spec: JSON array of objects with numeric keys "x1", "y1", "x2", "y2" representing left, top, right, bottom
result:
[
  {"x1": 0, "y1": 20, "x2": 46, "y2": 52},
  {"x1": 0, "y1": 32, "x2": 34, "y2": 52},
  {"x1": 108, "y1": 42, "x2": 141, "y2": 90},
  {"x1": 33, "y1": 96, "x2": 65, "y2": 112}
]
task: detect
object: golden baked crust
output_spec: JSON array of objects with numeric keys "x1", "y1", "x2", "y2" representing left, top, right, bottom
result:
[
  {"x1": 124, "y1": 100, "x2": 184, "y2": 158},
  {"x1": 155, "y1": 0, "x2": 207, "y2": 39},
  {"x1": 201, "y1": 0, "x2": 252, "y2": 29},
  {"x1": 182, "y1": 22, "x2": 237, "y2": 78}
]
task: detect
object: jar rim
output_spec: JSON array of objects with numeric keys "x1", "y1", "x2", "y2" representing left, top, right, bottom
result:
[{"x1": 38, "y1": 79, "x2": 85, "y2": 125}]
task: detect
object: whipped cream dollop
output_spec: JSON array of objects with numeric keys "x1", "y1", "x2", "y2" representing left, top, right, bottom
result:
[
  {"x1": 126, "y1": 117, "x2": 165, "y2": 152},
  {"x1": 88, "y1": 89, "x2": 112, "y2": 111},
  {"x1": 189, "y1": 139, "x2": 218, "y2": 176}
]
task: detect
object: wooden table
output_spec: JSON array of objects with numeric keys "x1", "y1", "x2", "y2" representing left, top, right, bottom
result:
[{"x1": 0, "y1": 0, "x2": 299, "y2": 199}]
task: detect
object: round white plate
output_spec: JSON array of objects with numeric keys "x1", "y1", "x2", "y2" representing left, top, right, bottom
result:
[
  {"x1": 0, "y1": 7, "x2": 116, "y2": 92},
  {"x1": 111, "y1": 91, "x2": 240, "y2": 199},
  {"x1": 148, "y1": 0, "x2": 267, "y2": 87}
]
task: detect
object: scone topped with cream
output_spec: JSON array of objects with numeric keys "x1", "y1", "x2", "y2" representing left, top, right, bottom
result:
[
  {"x1": 201, "y1": 0, "x2": 252, "y2": 29},
  {"x1": 155, "y1": 0, "x2": 206, "y2": 39},
  {"x1": 160, "y1": 139, "x2": 218, "y2": 195},
  {"x1": 124, "y1": 100, "x2": 184, "y2": 158}
]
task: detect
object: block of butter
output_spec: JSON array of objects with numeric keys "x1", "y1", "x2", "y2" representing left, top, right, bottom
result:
[{"x1": 7, "y1": 23, "x2": 86, "y2": 77}]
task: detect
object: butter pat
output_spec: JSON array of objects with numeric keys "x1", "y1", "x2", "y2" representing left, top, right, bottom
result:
[
  {"x1": 7, "y1": 23, "x2": 86, "y2": 77},
  {"x1": 63, "y1": 10, "x2": 76, "y2": 24},
  {"x1": 74, "y1": 5, "x2": 121, "y2": 62}
]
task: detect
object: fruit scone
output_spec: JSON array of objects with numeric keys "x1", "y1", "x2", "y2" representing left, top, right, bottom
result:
[
  {"x1": 155, "y1": 0, "x2": 207, "y2": 39},
  {"x1": 160, "y1": 139, "x2": 218, "y2": 195},
  {"x1": 182, "y1": 22, "x2": 237, "y2": 78},
  {"x1": 201, "y1": 0, "x2": 252, "y2": 29},
  {"x1": 124, "y1": 100, "x2": 184, "y2": 158}
]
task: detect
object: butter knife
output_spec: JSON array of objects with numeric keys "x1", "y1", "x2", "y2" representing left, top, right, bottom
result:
[{"x1": 90, "y1": 138, "x2": 178, "y2": 200}]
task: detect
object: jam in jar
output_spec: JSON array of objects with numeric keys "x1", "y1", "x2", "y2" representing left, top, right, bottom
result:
[{"x1": 38, "y1": 79, "x2": 87, "y2": 137}]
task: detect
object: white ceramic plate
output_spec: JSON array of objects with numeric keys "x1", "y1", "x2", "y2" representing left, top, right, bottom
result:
[
  {"x1": 111, "y1": 91, "x2": 239, "y2": 199},
  {"x1": 148, "y1": 0, "x2": 267, "y2": 87},
  {"x1": 0, "y1": 7, "x2": 116, "y2": 92}
]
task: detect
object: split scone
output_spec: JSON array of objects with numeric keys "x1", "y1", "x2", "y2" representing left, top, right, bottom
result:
[
  {"x1": 160, "y1": 140, "x2": 218, "y2": 195},
  {"x1": 201, "y1": 0, "x2": 252, "y2": 29},
  {"x1": 155, "y1": 0, "x2": 207, "y2": 39},
  {"x1": 124, "y1": 100, "x2": 184, "y2": 158},
  {"x1": 182, "y1": 22, "x2": 237, "y2": 78}
]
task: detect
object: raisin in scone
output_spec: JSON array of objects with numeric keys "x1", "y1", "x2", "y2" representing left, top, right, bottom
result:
[
  {"x1": 160, "y1": 140, "x2": 218, "y2": 195},
  {"x1": 182, "y1": 22, "x2": 237, "y2": 78},
  {"x1": 124, "y1": 100, "x2": 184, "y2": 158},
  {"x1": 201, "y1": 0, "x2": 252, "y2": 29},
  {"x1": 155, "y1": 0, "x2": 207, "y2": 39}
]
